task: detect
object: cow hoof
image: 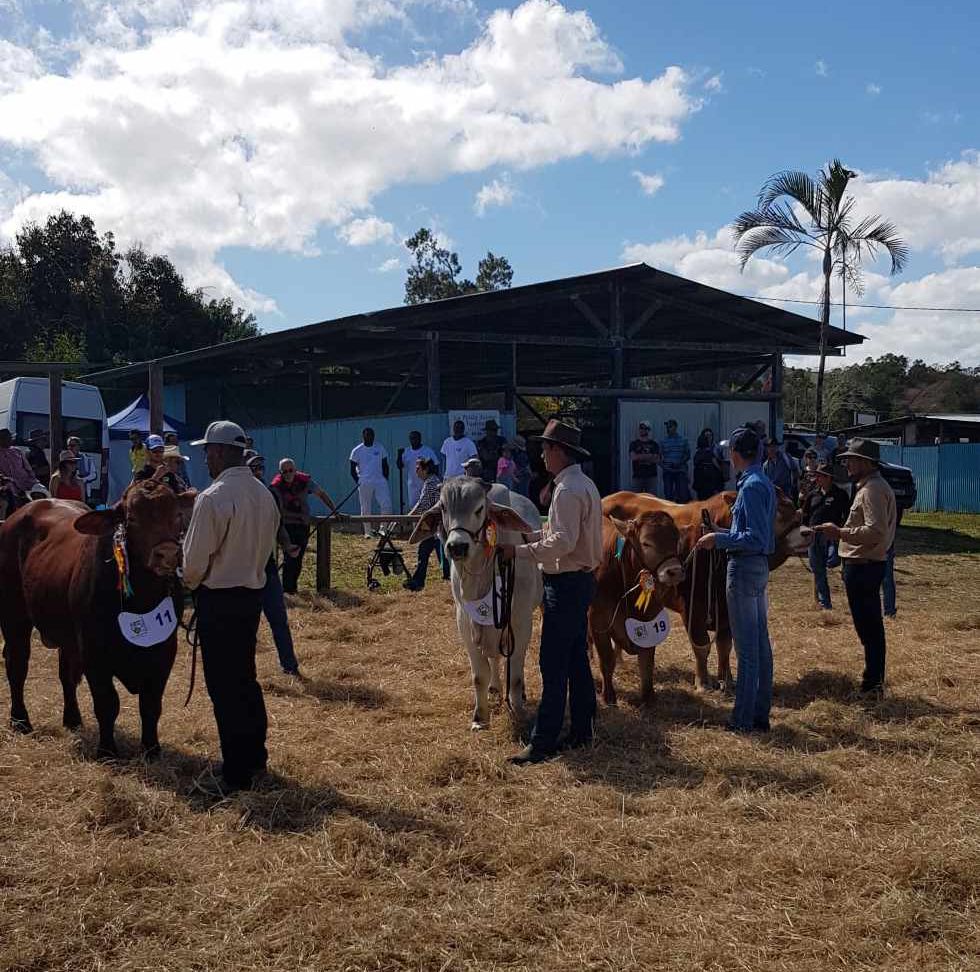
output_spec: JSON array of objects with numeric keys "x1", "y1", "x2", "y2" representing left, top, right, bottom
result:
[
  {"x1": 693, "y1": 681, "x2": 713, "y2": 694},
  {"x1": 96, "y1": 745, "x2": 119, "y2": 762},
  {"x1": 470, "y1": 720, "x2": 489, "y2": 731},
  {"x1": 11, "y1": 716, "x2": 34, "y2": 735},
  {"x1": 63, "y1": 715, "x2": 82, "y2": 731},
  {"x1": 141, "y1": 744, "x2": 162, "y2": 761}
]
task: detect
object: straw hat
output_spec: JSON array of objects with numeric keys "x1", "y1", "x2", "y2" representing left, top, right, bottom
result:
[
  {"x1": 838, "y1": 438, "x2": 881, "y2": 464},
  {"x1": 530, "y1": 419, "x2": 590, "y2": 458}
]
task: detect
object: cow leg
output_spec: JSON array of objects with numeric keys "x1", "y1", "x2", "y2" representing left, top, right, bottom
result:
[
  {"x1": 505, "y1": 616, "x2": 532, "y2": 723},
  {"x1": 85, "y1": 669, "x2": 121, "y2": 759},
  {"x1": 592, "y1": 626, "x2": 618, "y2": 707},
  {"x1": 2, "y1": 618, "x2": 33, "y2": 733},
  {"x1": 58, "y1": 649, "x2": 83, "y2": 730},
  {"x1": 716, "y1": 628, "x2": 735, "y2": 691},
  {"x1": 137, "y1": 685, "x2": 164, "y2": 759},
  {"x1": 469, "y1": 643, "x2": 493, "y2": 730},
  {"x1": 637, "y1": 649, "x2": 656, "y2": 707},
  {"x1": 487, "y1": 651, "x2": 503, "y2": 700},
  {"x1": 691, "y1": 640, "x2": 714, "y2": 693}
]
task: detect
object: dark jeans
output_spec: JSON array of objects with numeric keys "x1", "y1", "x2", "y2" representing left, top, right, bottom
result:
[
  {"x1": 439, "y1": 538, "x2": 451, "y2": 580},
  {"x1": 197, "y1": 585, "x2": 268, "y2": 787},
  {"x1": 662, "y1": 469, "x2": 690, "y2": 503},
  {"x1": 631, "y1": 474, "x2": 657, "y2": 495},
  {"x1": 408, "y1": 535, "x2": 440, "y2": 589},
  {"x1": 281, "y1": 522, "x2": 309, "y2": 594},
  {"x1": 842, "y1": 560, "x2": 887, "y2": 691},
  {"x1": 262, "y1": 560, "x2": 298, "y2": 672},
  {"x1": 882, "y1": 545, "x2": 897, "y2": 616},
  {"x1": 531, "y1": 571, "x2": 597, "y2": 752},
  {"x1": 808, "y1": 534, "x2": 832, "y2": 608}
]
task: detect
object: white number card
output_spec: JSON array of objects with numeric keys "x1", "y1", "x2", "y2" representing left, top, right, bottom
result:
[
  {"x1": 625, "y1": 609, "x2": 671, "y2": 649},
  {"x1": 118, "y1": 596, "x2": 178, "y2": 648},
  {"x1": 462, "y1": 578, "x2": 503, "y2": 627}
]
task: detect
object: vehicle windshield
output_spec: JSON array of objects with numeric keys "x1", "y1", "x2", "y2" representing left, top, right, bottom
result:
[{"x1": 15, "y1": 413, "x2": 103, "y2": 452}]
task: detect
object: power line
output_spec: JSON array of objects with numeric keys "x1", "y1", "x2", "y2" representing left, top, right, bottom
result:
[{"x1": 746, "y1": 295, "x2": 980, "y2": 313}]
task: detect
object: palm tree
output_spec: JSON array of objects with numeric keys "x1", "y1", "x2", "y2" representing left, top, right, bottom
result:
[{"x1": 733, "y1": 159, "x2": 908, "y2": 430}]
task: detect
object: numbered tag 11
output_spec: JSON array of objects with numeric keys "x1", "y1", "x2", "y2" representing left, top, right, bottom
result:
[
  {"x1": 625, "y1": 609, "x2": 671, "y2": 649},
  {"x1": 118, "y1": 596, "x2": 178, "y2": 648}
]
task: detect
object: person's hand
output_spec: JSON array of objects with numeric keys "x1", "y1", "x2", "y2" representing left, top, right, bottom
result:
[
  {"x1": 497, "y1": 544, "x2": 516, "y2": 562},
  {"x1": 694, "y1": 532, "x2": 717, "y2": 552},
  {"x1": 813, "y1": 523, "x2": 841, "y2": 541}
]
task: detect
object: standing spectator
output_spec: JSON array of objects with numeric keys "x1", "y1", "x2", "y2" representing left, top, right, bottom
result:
[
  {"x1": 441, "y1": 420, "x2": 477, "y2": 478},
  {"x1": 0, "y1": 428, "x2": 41, "y2": 505},
  {"x1": 476, "y1": 419, "x2": 504, "y2": 482},
  {"x1": 155, "y1": 444, "x2": 192, "y2": 494},
  {"x1": 398, "y1": 430, "x2": 438, "y2": 509},
  {"x1": 510, "y1": 435, "x2": 531, "y2": 497},
  {"x1": 496, "y1": 443, "x2": 517, "y2": 488},
  {"x1": 802, "y1": 462, "x2": 849, "y2": 610},
  {"x1": 692, "y1": 428, "x2": 726, "y2": 500},
  {"x1": 813, "y1": 431, "x2": 834, "y2": 462},
  {"x1": 659, "y1": 419, "x2": 691, "y2": 502},
  {"x1": 163, "y1": 432, "x2": 188, "y2": 482},
  {"x1": 797, "y1": 448, "x2": 820, "y2": 509},
  {"x1": 349, "y1": 427, "x2": 391, "y2": 539},
  {"x1": 272, "y1": 458, "x2": 337, "y2": 592},
  {"x1": 133, "y1": 434, "x2": 166, "y2": 482},
  {"x1": 499, "y1": 420, "x2": 603, "y2": 764},
  {"x1": 25, "y1": 430, "x2": 50, "y2": 488},
  {"x1": 48, "y1": 451, "x2": 84, "y2": 501},
  {"x1": 182, "y1": 421, "x2": 280, "y2": 793},
  {"x1": 403, "y1": 458, "x2": 445, "y2": 592},
  {"x1": 695, "y1": 427, "x2": 775, "y2": 733},
  {"x1": 247, "y1": 452, "x2": 301, "y2": 676},
  {"x1": 128, "y1": 429, "x2": 148, "y2": 474},
  {"x1": 763, "y1": 438, "x2": 799, "y2": 499},
  {"x1": 814, "y1": 439, "x2": 897, "y2": 697},
  {"x1": 65, "y1": 435, "x2": 96, "y2": 503},
  {"x1": 628, "y1": 421, "x2": 661, "y2": 494}
]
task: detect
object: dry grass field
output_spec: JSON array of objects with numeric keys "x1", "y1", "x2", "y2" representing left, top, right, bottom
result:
[{"x1": 2, "y1": 515, "x2": 979, "y2": 971}]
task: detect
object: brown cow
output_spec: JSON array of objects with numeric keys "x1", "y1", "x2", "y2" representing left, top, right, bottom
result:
[
  {"x1": 589, "y1": 510, "x2": 686, "y2": 706},
  {"x1": 0, "y1": 481, "x2": 195, "y2": 758},
  {"x1": 598, "y1": 490, "x2": 811, "y2": 703}
]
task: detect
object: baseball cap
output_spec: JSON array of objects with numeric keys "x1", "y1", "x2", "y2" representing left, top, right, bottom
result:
[
  {"x1": 245, "y1": 452, "x2": 265, "y2": 468},
  {"x1": 190, "y1": 420, "x2": 249, "y2": 449},
  {"x1": 146, "y1": 434, "x2": 165, "y2": 450}
]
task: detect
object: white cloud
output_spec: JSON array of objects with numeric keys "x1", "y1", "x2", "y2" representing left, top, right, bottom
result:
[
  {"x1": 474, "y1": 176, "x2": 516, "y2": 215},
  {"x1": 632, "y1": 170, "x2": 665, "y2": 196},
  {"x1": 866, "y1": 82, "x2": 882, "y2": 96},
  {"x1": 374, "y1": 256, "x2": 403, "y2": 273},
  {"x1": 704, "y1": 73, "x2": 723, "y2": 93},
  {"x1": 0, "y1": 0, "x2": 699, "y2": 309},
  {"x1": 337, "y1": 216, "x2": 396, "y2": 247},
  {"x1": 815, "y1": 59, "x2": 828, "y2": 77}
]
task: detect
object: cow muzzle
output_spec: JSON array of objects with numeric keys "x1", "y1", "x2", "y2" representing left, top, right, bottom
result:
[
  {"x1": 446, "y1": 538, "x2": 471, "y2": 560},
  {"x1": 147, "y1": 540, "x2": 181, "y2": 576},
  {"x1": 657, "y1": 558, "x2": 685, "y2": 586},
  {"x1": 786, "y1": 526, "x2": 814, "y2": 554}
]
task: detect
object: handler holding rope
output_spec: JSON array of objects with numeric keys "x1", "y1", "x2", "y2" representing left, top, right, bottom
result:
[
  {"x1": 499, "y1": 420, "x2": 603, "y2": 765},
  {"x1": 695, "y1": 426, "x2": 775, "y2": 734},
  {"x1": 183, "y1": 421, "x2": 279, "y2": 793}
]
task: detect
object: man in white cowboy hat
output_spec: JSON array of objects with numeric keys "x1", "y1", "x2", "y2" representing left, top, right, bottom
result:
[
  {"x1": 814, "y1": 438, "x2": 896, "y2": 697},
  {"x1": 498, "y1": 419, "x2": 603, "y2": 764},
  {"x1": 182, "y1": 420, "x2": 280, "y2": 792}
]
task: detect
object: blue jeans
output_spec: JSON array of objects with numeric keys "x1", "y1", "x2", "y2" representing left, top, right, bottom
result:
[
  {"x1": 808, "y1": 534, "x2": 832, "y2": 608},
  {"x1": 408, "y1": 535, "x2": 440, "y2": 588},
  {"x1": 662, "y1": 469, "x2": 690, "y2": 503},
  {"x1": 882, "y1": 545, "x2": 896, "y2": 616},
  {"x1": 726, "y1": 555, "x2": 773, "y2": 730},
  {"x1": 531, "y1": 571, "x2": 597, "y2": 752},
  {"x1": 262, "y1": 561, "x2": 298, "y2": 673}
]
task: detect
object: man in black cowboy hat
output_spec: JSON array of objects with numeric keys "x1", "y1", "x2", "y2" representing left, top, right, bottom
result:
[
  {"x1": 814, "y1": 438, "x2": 896, "y2": 697},
  {"x1": 498, "y1": 420, "x2": 603, "y2": 764},
  {"x1": 476, "y1": 417, "x2": 503, "y2": 483}
]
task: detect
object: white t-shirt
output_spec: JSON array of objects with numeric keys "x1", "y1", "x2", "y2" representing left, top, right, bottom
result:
[
  {"x1": 403, "y1": 445, "x2": 438, "y2": 488},
  {"x1": 441, "y1": 435, "x2": 478, "y2": 478},
  {"x1": 350, "y1": 442, "x2": 388, "y2": 484}
]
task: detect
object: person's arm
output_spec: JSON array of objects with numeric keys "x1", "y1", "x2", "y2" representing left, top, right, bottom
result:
[
  {"x1": 713, "y1": 481, "x2": 771, "y2": 554},
  {"x1": 181, "y1": 494, "x2": 220, "y2": 590},
  {"x1": 517, "y1": 485, "x2": 581, "y2": 563},
  {"x1": 312, "y1": 485, "x2": 337, "y2": 513},
  {"x1": 382, "y1": 457, "x2": 390, "y2": 480},
  {"x1": 49, "y1": 471, "x2": 61, "y2": 496},
  {"x1": 839, "y1": 484, "x2": 889, "y2": 546},
  {"x1": 349, "y1": 460, "x2": 359, "y2": 484}
]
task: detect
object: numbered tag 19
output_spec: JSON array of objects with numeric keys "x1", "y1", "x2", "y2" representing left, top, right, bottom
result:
[
  {"x1": 625, "y1": 609, "x2": 671, "y2": 649},
  {"x1": 118, "y1": 596, "x2": 178, "y2": 648}
]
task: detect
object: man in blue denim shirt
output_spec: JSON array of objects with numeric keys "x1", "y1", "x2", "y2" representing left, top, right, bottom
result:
[
  {"x1": 659, "y1": 419, "x2": 691, "y2": 502},
  {"x1": 695, "y1": 427, "x2": 775, "y2": 733}
]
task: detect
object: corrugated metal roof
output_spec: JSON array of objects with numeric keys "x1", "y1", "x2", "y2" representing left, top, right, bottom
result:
[{"x1": 921, "y1": 414, "x2": 980, "y2": 424}]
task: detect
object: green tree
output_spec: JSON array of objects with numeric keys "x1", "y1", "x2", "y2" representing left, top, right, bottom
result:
[
  {"x1": 733, "y1": 160, "x2": 908, "y2": 430},
  {"x1": 404, "y1": 228, "x2": 513, "y2": 304}
]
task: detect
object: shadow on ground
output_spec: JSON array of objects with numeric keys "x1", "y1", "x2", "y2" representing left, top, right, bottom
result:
[{"x1": 898, "y1": 525, "x2": 980, "y2": 556}]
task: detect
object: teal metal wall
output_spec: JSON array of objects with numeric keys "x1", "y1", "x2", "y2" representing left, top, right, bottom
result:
[
  {"x1": 879, "y1": 443, "x2": 980, "y2": 513},
  {"x1": 250, "y1": 411, "x2": 516, "y2": 514}
]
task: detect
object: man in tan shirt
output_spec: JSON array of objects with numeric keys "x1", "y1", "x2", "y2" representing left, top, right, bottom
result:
[
  {"x1": 183, "y1": 420, "x2": 279, "y2": 792},
  {"x1": 499, "y1": 420, "x2": 603, "y2": 764},
  {"x1": 814, "y1": 438, "x2": 896, "y2": 696}
]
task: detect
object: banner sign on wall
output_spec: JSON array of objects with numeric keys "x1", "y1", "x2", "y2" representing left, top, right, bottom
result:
[{"x1": 448, "y1": 410, "x2": 501, "y2": 440}]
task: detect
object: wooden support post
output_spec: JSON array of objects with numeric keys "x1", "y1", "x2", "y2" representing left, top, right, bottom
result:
[
  {"x1": 308, "y1": 362, "x2": 322, "y2": 421},
  {"x1": 426, "y1": 331, "x2": 441, "y2": 412},
  {"x1": 316, "y1": 519, "x2": 332, "y2": 592},
  {"x1": 770, "y1": 353, "x2": 784, "y2": 436},
  {"x1": 148, "y1": 360, "x2": 164, "y2": 433},
  {"x1": 48, "y1": 368, "x2": 63, "y2": 464}
]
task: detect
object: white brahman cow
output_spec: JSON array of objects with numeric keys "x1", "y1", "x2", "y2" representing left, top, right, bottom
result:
[{"x1": 410, "y1": 477, "x2": 542, "y2": 729}]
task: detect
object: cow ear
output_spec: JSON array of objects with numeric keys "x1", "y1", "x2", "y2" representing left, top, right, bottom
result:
[
  {"x1": 75, "y1": 506, "x2": 123, "y2": 536},
  {"x1": 409, "y1": 506, "x2": 442, "y2": 544},
  {"x1": 488, "y1": 503, "x2": 536, "y2": 535},
  {"x1": 608, "y1": 515, "x2": 632, "y2": 538}
]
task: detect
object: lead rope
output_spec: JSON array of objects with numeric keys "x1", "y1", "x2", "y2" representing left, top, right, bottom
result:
[
  {"x1": 491, "y1": 547, "x2": 517, "y2": 711},
  {"x1": 180, "y1": 591, "x2": 199, "y2": 707}
]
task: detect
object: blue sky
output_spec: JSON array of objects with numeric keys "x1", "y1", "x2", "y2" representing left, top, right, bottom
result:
[{"x1": 1, "y1": 0, "x2": 979, "y2": 364}]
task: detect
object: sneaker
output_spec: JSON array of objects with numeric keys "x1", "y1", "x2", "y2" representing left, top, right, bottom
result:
[
  {"x1": 724, "y1": 722, "x2": 753, "y2": 736},
  {"x1": 557, "y1": 733, "x2": 593, "y2": 751},
  {"x1": 507, "y1": 744, "x2": 556, "y2": 765}
]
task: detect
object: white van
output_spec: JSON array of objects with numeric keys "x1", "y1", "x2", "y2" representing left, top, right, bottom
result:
[{"x1": 0, "y1": 377, "x2": 109, "y2": 504}]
